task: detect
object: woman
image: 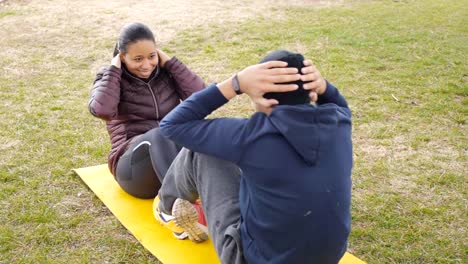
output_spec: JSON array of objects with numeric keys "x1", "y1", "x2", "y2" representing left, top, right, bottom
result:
[{"x1": 89, "y1": 22, "x2": 205, "y2": 199}]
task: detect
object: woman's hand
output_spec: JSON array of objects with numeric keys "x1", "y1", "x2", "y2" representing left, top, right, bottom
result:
[
  {"x1": 111, "y1": 54, "x2": 121, "y2": 69},
  {"x1": 237, "y1": 61, "x2": 300, "y2": 108},
  {"x1": 301, "y1": 60, "x2": 327, "y2": 101},
  {"x1": 157, "y1": 49, "x2": 171, "y2": 67}
]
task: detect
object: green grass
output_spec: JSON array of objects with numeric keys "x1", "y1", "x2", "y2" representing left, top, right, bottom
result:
[{"x1": 1, "y1": 0, "x2": 467, "y2": 263}]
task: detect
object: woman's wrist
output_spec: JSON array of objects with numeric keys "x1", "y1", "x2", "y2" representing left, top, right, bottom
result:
[
  {"x1": 157, "y1": 49, "x2": 171, "y2": 67},
  {"x1": 111, "y1": 54, "x2": 121, "y2": 68}
]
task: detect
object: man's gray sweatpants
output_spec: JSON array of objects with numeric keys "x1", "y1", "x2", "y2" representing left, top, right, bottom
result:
[{"x1": 159, "y1": 148, "x2": 246, "y2": 264}]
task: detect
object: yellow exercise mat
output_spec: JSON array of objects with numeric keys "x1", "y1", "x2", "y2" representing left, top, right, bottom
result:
[{"x1": 74, "y1": 164, "x2": 366, "y2": 264}]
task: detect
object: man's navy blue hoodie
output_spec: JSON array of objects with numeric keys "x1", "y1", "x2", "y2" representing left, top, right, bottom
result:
[{"x1": 160, "y1": 82, "x2": 353, "y2": 264}]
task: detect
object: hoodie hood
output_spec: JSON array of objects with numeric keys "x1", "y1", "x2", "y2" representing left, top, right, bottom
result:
[{"x1": 268, "y1": 104, "x2": 349, "y2": 166}]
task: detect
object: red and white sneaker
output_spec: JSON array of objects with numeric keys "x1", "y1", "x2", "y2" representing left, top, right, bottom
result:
[{"x1": 193, "y1": 199, "x2": 207, "y2": 227}]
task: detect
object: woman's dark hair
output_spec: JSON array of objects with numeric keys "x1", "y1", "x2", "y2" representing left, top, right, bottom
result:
[{"x1": 113, "y1": 22, "x2": 155, "y2": 56}]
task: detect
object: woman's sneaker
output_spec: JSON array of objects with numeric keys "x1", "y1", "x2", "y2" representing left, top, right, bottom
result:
[{"x1": 153, "y1": 196, "x2": 208, "y2": 243}]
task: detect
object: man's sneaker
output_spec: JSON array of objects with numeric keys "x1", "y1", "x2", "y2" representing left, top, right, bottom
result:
[
  {"x1": 153, "y1": 196, "x2": 208, "y2": 243},
  {"x1": 153, "y1": 196, "x2": 188, "y2": 240},
  {"x1": 172, "y1": 198, "x2": 208, "y2": 243}
]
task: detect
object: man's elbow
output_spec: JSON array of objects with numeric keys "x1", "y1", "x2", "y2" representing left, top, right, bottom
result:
[{"x1": 159, "y1": 119, "x2": 171, "y2": 138}]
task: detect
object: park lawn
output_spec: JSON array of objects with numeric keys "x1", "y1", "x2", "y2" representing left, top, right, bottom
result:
[{"x1": 0, "y1": 0, "x2": 466, "y2": 263}]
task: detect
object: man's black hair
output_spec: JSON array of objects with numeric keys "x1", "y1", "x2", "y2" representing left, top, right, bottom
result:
[{"x1": 261, "y1": 50, "x2": 310, "y2": 105}]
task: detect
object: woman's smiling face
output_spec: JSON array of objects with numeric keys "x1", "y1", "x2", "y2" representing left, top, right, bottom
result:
[{"x1": 121, "y1": 39, "x2": 159, "y2": 79}]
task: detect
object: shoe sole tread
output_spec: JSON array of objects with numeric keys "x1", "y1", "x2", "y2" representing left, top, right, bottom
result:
[{"x1": 172, "y1": 198, "x2": 208, "y2": 243}]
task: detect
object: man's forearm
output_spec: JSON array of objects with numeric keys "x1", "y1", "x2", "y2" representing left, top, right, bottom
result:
[{"x1": 216, "y1": 76, "x2": 237, "y2": 101}]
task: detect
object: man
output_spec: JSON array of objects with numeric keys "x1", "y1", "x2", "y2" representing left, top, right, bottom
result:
[{"x1": 154, "y1": 50, "x2": 353, "y2": 264}]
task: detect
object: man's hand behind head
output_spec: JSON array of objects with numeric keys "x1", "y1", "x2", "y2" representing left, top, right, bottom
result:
[
  {"x1": 237, "y1": 61, "x2": 300, "y2": 109},
  {"x1": 301, "y1": 60, "x2": 327, "y2": 97}
]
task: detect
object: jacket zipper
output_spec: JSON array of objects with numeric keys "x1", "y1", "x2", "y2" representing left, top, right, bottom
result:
[
  {"x1": 122, "y1": 67, "x2": 160, "y2": 120},
  {"x1": 146, "y1": 83, "x2": 160, "y2": 120}
]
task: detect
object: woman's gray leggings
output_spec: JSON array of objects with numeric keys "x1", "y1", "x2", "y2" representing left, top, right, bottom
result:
[{"x1": 115, "y1": 128, "x2": 181, "y2": 199}]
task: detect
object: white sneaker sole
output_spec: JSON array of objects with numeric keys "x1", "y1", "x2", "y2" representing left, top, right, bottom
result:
[{"x1": 172, "y1": 198, "x2": 208, "y2": 243}]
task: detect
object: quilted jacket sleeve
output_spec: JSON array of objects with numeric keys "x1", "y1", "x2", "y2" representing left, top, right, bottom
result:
[
  {"x1": 89, "y1": 65, "x2": 122, "y2": 121},
  {"x1": 165, "y1": 57, "x2": 206, "y2": 100}
]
